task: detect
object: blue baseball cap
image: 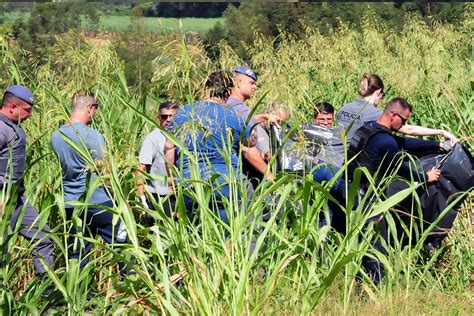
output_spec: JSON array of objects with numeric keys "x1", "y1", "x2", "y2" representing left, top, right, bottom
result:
[
  {"x1": 5, "y1": 85, "x2": 35, "y2": 105},
  {"x1": 233, "y1": 66, "x2": 257, "y2": 81}
]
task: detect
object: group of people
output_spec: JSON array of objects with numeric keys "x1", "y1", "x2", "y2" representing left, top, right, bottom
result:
[{"x1": 1, "y1": 68, "x2": 460, "y2": 284}]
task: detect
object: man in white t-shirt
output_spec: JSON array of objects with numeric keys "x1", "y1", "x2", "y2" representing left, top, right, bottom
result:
[{"x1": 136, "y1": 101, "x2": 178, "y2": 222}]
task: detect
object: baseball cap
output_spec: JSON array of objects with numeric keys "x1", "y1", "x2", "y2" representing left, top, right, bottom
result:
[
  {"x1": 233, "y1": 66, "x2": 257, "y2": 81},
  {"x1": 5, "y1": 85, "x2": 35, "y2": 105}
]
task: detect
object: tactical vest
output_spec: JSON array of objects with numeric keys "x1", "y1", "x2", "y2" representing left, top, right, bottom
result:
[{"x1": 347, "y1": 123, "x2": 392, "y2": 180}]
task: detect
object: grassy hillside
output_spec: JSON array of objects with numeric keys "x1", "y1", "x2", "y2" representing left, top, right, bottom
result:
[{"x1": 0, "y1": 14, "x2": 472, "y2": 314}]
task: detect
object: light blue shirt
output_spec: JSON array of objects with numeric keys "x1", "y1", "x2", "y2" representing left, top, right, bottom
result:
[{"x1": 50, "y1": 122, "x2": 111, "y2": 205}]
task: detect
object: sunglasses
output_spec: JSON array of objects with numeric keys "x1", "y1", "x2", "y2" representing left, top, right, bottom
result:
[
  {"x1": 13, "y1": 102, "x2": 33, "y2": 113},
  {"x1": 392, "y1": 111, "x2": 408, "y2": 125},
  {"x1": 159, "y1": 114, "x2": 173, "y2": 120}
]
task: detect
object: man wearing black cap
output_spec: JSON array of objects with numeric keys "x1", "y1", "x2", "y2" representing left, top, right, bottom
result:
[
  {"x1": 227, "y1": 66, "x2": 274, "y2": 183},
  {"x1": 0, "y1": 85, "x2": 55, "y2": 276}
]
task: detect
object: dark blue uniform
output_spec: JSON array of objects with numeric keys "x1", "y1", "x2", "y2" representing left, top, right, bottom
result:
[
  {"x1": 0, "y1": 113, "x2": 55, "y2": 275},
  {"x1": 357, "y1": 121, "x2": 440, "y2": 182}
]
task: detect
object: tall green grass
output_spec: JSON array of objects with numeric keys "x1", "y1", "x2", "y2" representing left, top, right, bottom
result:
[{"x1": 0, "y1": 14, "x2": 472, "y2": 314}]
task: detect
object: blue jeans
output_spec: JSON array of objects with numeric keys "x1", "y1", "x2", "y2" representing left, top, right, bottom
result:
[
  {"x1": 183, "y1": 177, "x2": 254, "y2": 226},
  {"x1": 311, "y1": 161, "x2": 342, "y2": 194}
]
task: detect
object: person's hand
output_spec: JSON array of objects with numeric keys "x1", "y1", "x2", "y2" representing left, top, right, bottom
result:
[
  {"x1": 441, "y1": 130, "x2": 459, "y2": 146},
  {"x1": 426, "y1": 168, "x2": 441, "y2": 183},
  {"x1": 139, "y1": 195, "x2": 149, "y2": 209},
  {"x1": 266, "y1": 171, "x2": 275, "y2": 182},
  {"x1": 267, "y1": 113, "x2": 281, "y2": 128},
  {"x1": 168, "y1": 182, "x2": 175, "y2": 194}
]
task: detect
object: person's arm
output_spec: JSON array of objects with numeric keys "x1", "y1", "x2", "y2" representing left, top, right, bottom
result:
[
  {"x1": 135, "y1": 164, "x2": 149, "y2": 197},
  {"x1": 135, "y1": 163, "x2": 150, "y2": 207},
  {"x1": 399, "y1": 137, "x2": 441, "y2": 155},
  {"x1": 371, "y1": 134, "x2": 428, "y2": 183},
  {"x1": 399, "y1": 125, "x2": 458, "y2": 144},
  {"x1": 254, "y1": 112, "x2": 287, "y2": 128},
  {"x1": 88, "y1": 132, "x2": 114, "y2": 190},
  {"x1": 241, "y1": 145, "x2": 273, "y2": 180},
  {"x1": 164, "y1": 139, "x2": 176, "y2": 192}
]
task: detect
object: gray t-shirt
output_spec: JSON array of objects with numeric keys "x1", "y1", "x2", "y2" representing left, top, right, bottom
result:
[
  {"x1": 50, "y1": 122, "x2": 111, "y2": 205},
  {"x1": 329, "y1": 99, "x2": 382, "y2": 167},
  {"x1": 336, "y1": 99, "x2": 382, "y2": 140},
  {"x1": 226, "y1": 96, "x2": 270, "y2": 155},
  {"x1": 138, "y1": 128, "x2": 169, "y2": 195}
]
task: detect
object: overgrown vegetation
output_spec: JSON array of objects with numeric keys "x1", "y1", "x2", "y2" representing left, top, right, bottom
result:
[{"x1": 0, "y1": 11, "x2": 472, "y2": 315}]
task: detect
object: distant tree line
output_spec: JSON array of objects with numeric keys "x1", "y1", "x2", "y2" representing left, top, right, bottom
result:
[
  {"x1": 132, "y1": 2, "x2": 232, "y2": 18},
  {"x1": 0, "y1": 1, "x2": 470, "y2": 89},
  {"x1": 206, "y1": 1, "x2": 469, "y2": 59}
]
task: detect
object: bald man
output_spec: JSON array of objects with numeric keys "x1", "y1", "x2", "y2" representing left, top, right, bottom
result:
[{"x1": 51, "y1": 91, "x2": 127, "y2": 270}]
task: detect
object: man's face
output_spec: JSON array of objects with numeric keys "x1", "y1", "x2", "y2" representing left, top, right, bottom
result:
[
  {"x1": 314, "y1": 112, "x2": 334, "y2": 128},
  {"x1": 390, "y1": 108, "x2": 410, "y2": 131},
  {"x1": 158, "y1": 108, "x2": 176, "y2": 128},
  {"x1": 236, "y1": 74, "x2": 256, "y2": 100},
  {"x1": 86, "y1": 97, "x2": 99, "y2": 122},
  {"x1": 10, "y1": 98, "x2": 33, "y2": 123}
]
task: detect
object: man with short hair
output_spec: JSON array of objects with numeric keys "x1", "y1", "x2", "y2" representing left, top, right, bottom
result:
[
  {"x1": 170, "y1": 70, "x2": 256, "y2": 223},
  {"x1": 347, "y1": 97, "x2": 443, "y2": 284},
  {"x1": 51, "y1": 91, "x2": 127, "y2": 270},
  {"x1": 1, "y1": 85, "x2": 55, "y2": 276},
  {"x1": 136, "y1": 101, "x2": 178, "y2": 221},
  {"x1": 309, "y1": 101, "x2": 342, "y2": 195},
  {"x1": 349, "y1": 97, "x2": 442, "y2": 183},
  {"x1": 227, "y1": 66, "x2": 273, "y2": 182},
  {"x1": 313, "y1": 102, "x2": 335, "y2": 128}
]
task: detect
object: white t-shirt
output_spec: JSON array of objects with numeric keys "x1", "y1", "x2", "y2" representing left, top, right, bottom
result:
[{"x1": 138, "y1": 128, "x2": 169, "y2": 195}]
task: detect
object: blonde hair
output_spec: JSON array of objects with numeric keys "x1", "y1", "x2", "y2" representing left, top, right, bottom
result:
[{"x1": 358, "y1": 74, "x2": 384, "y2": 97}]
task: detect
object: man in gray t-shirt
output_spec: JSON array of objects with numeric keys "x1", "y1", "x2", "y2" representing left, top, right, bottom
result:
[
  {"x1": 227, "y1": 66, "x2": 274, "y2": 184},
  {"x1": 51, "y1": 91, "x2": 128, "y2": 271},
  {"x1": 136, "y1": 101, "x2": 177, "y2": 219}
]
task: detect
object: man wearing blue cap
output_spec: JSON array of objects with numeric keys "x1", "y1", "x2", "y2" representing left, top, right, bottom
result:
[
  {"x1": 227, "y1": 66, "x2": 274, "y2": 184},
  {"x1": 1, "y1": 85, "x2": 55, "y2": 276}
]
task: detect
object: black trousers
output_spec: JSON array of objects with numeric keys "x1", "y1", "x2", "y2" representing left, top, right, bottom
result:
[
  {"x1": 65, "y1": 200, "x2": 127, "y2": 270},
  {"x1": 144, "y1": 194, "x2": 176, "y2": 225}
]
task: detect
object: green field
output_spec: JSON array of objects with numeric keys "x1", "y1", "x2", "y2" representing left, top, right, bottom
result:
[
  {"x1": 0, "y1": 12, "x2": 472, "y2": 315},
  {"x1": 93, "y1": 16, "x2": 224, "y2": 34},
  {"x1": 1, "y1": 12, "x2": 224, "y2": 34}
]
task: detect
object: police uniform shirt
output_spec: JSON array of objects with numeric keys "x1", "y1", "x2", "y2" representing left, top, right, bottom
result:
[
  {"x1": 336, "y1": 99, "x2": 383, "y2": 141},
  {"x1": 0, "y1": 113, "x2": 27, "y2": 185}
]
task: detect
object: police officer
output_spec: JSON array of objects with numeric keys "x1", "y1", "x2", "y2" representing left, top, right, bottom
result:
[
  {"x1": 1, "y1": 85, "x2": 55, "y2": 276},
  {"x1": 348, "y1": 97, "x2": 442, "y2": 184},
  {"x1": 227, "y1": 66, "x2": 275, "y2": 184},
  {"x1": 347, "y1": 97, "x2": 443, "y2": 284}
]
